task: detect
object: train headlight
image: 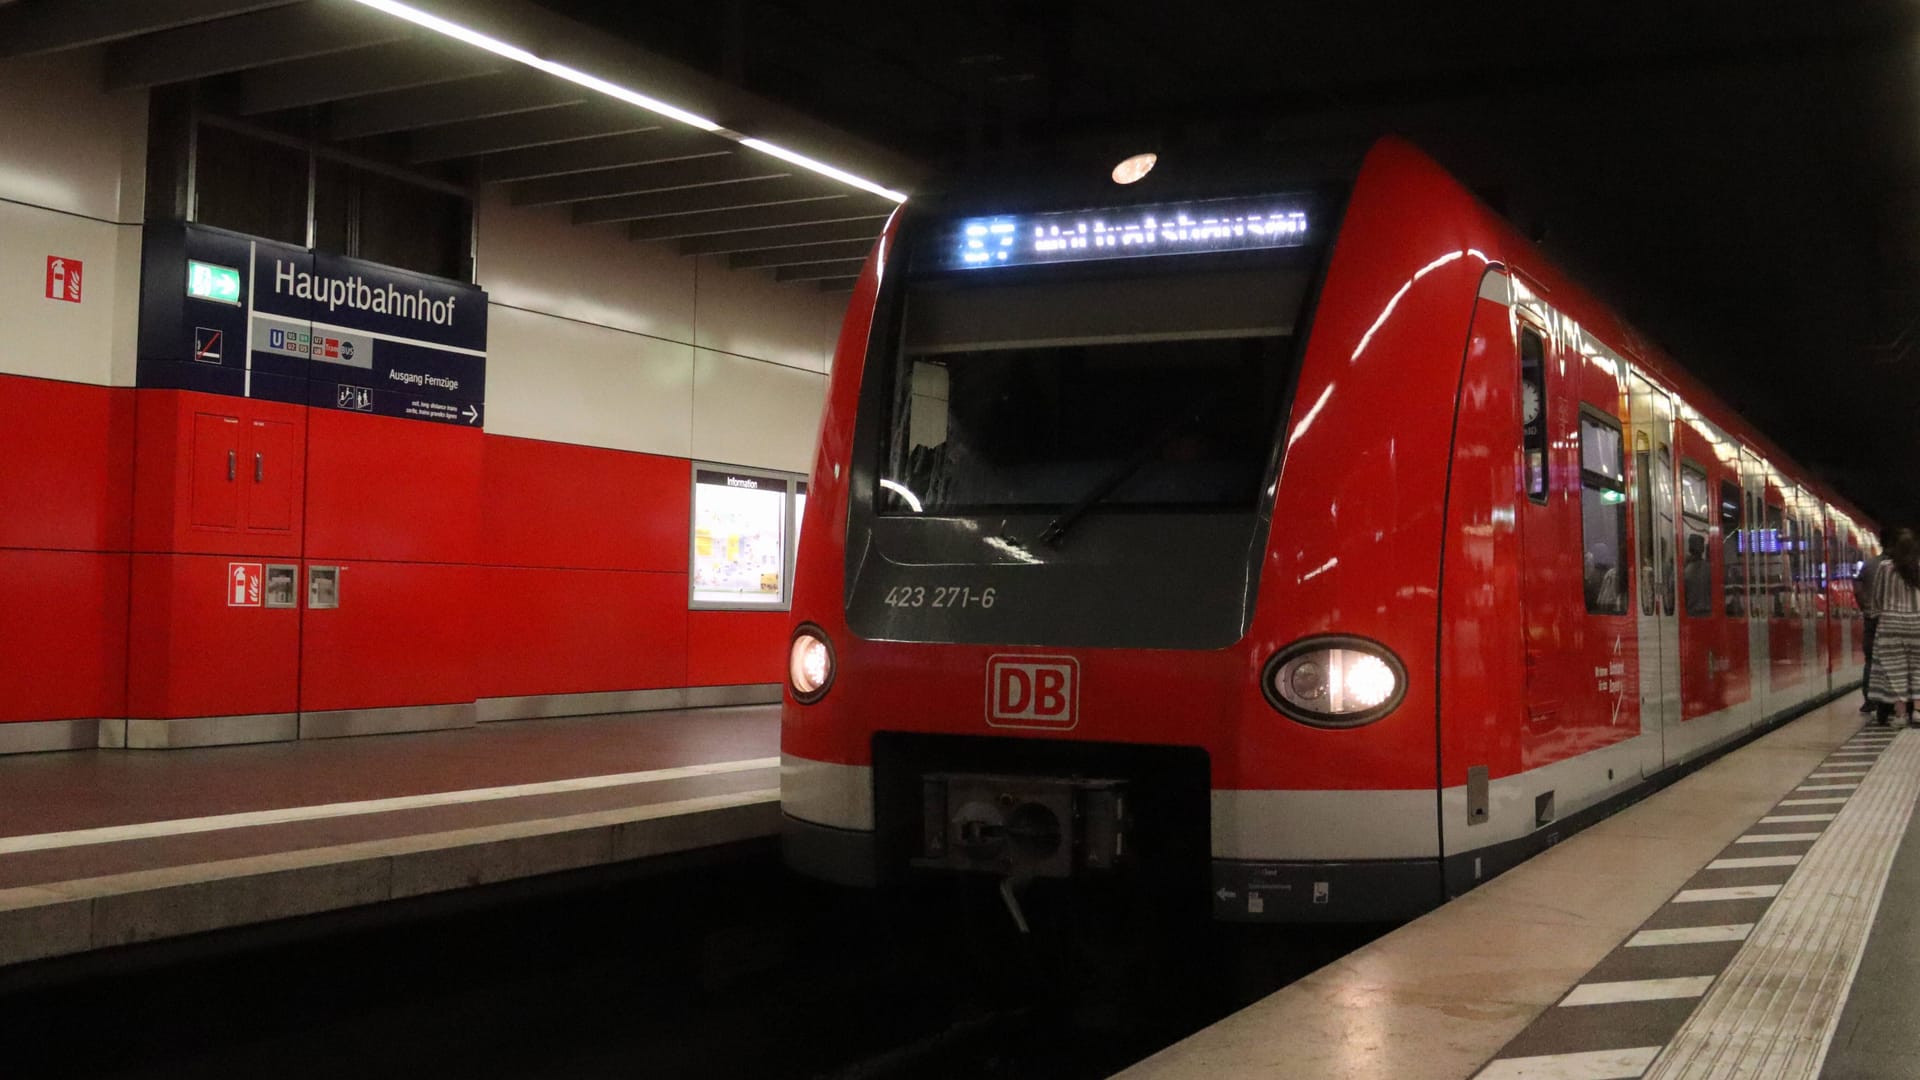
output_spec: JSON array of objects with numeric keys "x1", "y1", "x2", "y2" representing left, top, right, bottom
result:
[
  {"x1": 788, "y1": 626, "x2": 836, "y2": 703},
  {"x1": 1263, "y1": 637, "x2": 1406, "y2": 727}
]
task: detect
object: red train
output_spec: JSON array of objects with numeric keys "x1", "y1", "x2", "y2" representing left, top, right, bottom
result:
[{"x1": 779, "y1": 137, "x2": 1876, "y2": 922}]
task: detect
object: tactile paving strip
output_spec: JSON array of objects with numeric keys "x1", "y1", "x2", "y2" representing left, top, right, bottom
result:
[
  {"x1": 1468, "y1": 725, "x2": 1907, "y2": 1080},
  {"x1": 1647, "y1": 728, "x2": 1920, "y2": 1079}
]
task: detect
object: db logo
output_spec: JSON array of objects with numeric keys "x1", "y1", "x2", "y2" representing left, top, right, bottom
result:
[{"x1": 986, "y1": 654, "x2": 1079, "y2": 730}]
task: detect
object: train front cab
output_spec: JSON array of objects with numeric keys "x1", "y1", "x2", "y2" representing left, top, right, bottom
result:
[{"x1": 780, "y1": 137, "x2": 1871, "y2": 924}]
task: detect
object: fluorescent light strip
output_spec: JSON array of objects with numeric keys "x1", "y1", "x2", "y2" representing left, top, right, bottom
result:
[
  {"x1": 739, "y1": 137, "x2": 908, "y2": 203},
  {"x1": 347, "y1": 0, "x2": 906, "y2": 204}
]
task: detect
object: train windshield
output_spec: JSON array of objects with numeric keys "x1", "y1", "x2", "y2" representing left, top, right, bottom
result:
[{"x1": 881, "y1": 263, "x2": 1309, "y2": 517}]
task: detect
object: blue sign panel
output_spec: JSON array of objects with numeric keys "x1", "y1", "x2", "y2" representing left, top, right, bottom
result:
[
  {"x1": 137, "y1": 222, "x2": 488, "y2": 427},
  {"x1": 922, "y1": 196, "x2": 1315, "y2": 272}
]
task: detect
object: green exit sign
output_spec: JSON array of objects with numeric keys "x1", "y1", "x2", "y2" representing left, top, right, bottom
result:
[{"x1": 186, "y1": 259, "x2": 242, "y2": 305}]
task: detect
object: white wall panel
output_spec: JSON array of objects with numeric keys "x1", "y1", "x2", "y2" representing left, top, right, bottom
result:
[
  {"x1": 691, "y1": 349, "x2": 827, "y2": 473},
  {"x1": 475, "y1": 191, "x2": 841, "y2": 460},
  {"x1": 0, "y1": 201, "x2": 141, "y2": 386},
  {"x1": 486, "y1": 304, "x2": 694, "y2": 457},
  {"x1": 0, "y1": 53, "x2": 146, "y2": 223},
  {"x1": 473, "y1": 189, "x2": 696, "y2": 345},
  {"x1": 693, "y1": 255, "x2": 841, "y2": 374}
]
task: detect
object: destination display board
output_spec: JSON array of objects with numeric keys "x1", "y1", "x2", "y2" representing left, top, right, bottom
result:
[
  {"x1": 138, "y1": 222, "x2": 487, "y2": 427},
  {"x1": 920, "y1": 196, "x2": 1315, "y2": 273}
]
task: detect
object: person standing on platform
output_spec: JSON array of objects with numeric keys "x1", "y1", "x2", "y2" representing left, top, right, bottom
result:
[
  {"x1": 1858, "y1": 530, "x2": 1890, "y2": 713},
  {"x1": 1866, "y1": 527, "x2": 1920, "y2": 727}
]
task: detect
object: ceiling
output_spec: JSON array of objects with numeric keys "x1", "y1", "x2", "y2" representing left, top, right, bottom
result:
[
  {"x1": 3, "y1": 0, "x2": 1916, "y2": 523},
  {"x1": 531, "y1": 0, "x2": 1920, "y2": 527},
  {"x1": 0, "y1": 0, "x2": 924, "y2": 292}
]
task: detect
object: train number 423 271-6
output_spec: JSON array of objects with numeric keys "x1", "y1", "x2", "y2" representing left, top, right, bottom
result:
[{"x1": 883, "y1": 585, "x2": 997, "y2": 610}]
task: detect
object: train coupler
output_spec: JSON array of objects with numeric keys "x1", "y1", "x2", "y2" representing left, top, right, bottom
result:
[{"x1": 913, "y1": 773, "x2": 1131, "y2": 881}]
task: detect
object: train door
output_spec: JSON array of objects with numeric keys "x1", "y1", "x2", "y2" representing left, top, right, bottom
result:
[
  {"x1": 1514, "y1": 314, "x2": 1572, "y2": 740},
  {"x1": 1763, "y1": 484, "x2": 1800, "y2": 711},
  {"x1": 1742, "y1": 459, "x2": 1770, "y2": 720},
  {"x1": 1715, "y1": 467, "x2": 1753, "y2": 718},
  {"x1": 1816, "y1": 511, "x2": 1835, "y2": 694},
  {"x1": 1628, "y1": 374, "x2": 1680, "y2": 770}
]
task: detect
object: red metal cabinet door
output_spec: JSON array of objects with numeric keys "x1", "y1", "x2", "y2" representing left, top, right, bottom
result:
[
  {"x1": 245, "y1": 417, "x2": 296, "y2": 533},
  {"x1": 189, "y1": 411, "x2": 241, "y2": 530}
]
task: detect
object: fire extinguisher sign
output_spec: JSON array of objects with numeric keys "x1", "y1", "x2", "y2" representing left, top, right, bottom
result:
[
  {"x1": 227, "y1": 562, "x2": 263, "y2": 607},
  {"x1": 44, "y1": 256, "x2": 82, "y2": 303}
]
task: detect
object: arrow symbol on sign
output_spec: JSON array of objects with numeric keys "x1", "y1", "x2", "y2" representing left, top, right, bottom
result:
[
  {"x1": 462, "y1": 404, "x2": 479, "y2": 424},
  {"x1": 1215, "y1": 887, "x2": 1236, "y2": 901}
]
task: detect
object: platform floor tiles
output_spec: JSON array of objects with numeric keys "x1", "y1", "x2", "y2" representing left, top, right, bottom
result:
[{"x1": 1472, "y1": 723, "x2": 1917, "y2": 1080}]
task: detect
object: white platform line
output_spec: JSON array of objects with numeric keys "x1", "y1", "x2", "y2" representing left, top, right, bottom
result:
[
  {"x1": 1476, "y1": 1046, "x2": 1662, "y2": 1080},
  {"x1": 1777, "y1": 798, "x2": 1848, "y2": 806},
  {"x1": 0, "y1": 756, "x2": 783, "y2": 856},
  {"x1": 1626, "y1": 924, "x2": 1754, "y2": 947},
  {"x1": 1705, "y1": 855, "x2": 1803, "y2": 870},
  {"x1": 1673, "y1": 884, "x2": 1784, "y2": 903},
  {"x1": 1562, "y1": 977, "x2": 1716, "y2": 1007},
  {"x1": 1794, "y1": 784, "x2": 1859, "y2": 792},
  {"x1": 1734, "y1": 833, "x2": 1822, "y2": 844},
  {"x1": 1809, "y1": 771, "x2": 1870, "y2": 780},
  {"x1": 1645, "y1": 732, "x2": 1920, "y2": 1079},
  {"x1": 1761, "y1": 814, "x2": 1838, "y2": 823}
]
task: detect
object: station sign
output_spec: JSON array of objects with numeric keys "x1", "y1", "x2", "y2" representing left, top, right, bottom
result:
[{"x1": 138, "y1": 222, "x2": 487, "y2": 427}]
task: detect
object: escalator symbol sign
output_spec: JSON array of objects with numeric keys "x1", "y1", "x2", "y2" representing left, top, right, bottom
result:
[{"x1": 336, "y1": 384, "x2": 372, "y2": 411}]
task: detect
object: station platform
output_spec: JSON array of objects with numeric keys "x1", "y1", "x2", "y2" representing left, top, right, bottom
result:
[
  {"x1": 0, "y1": 706, "x2": 779, "y2": 969},
  {"x1": 1120, "y1": 693, "x2": 1913, "y2": 1080}
]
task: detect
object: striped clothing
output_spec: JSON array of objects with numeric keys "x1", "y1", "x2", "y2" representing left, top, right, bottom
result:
[{"x1": 1869, "y1": 562, "x2": 1920, "y2": 703}]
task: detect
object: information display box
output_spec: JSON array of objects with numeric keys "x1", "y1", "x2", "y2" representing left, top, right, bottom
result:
[{"x1": 690, "y1": 463, "x2": 806, "y2": 611}]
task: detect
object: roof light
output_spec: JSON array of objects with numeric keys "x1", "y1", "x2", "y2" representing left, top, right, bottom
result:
[
  {"x1": 1111, "y1": 152, "x2": 1157, "y2": 184},
  {"x1": 345, "y1": 0, "x2": 906, "y2": 203}
]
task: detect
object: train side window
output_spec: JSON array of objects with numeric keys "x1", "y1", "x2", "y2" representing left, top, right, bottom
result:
[
  {"x1": 1728, "y1": 478, "x2": 1743, "y2": 614},
  {"x1": 1578, "y1": 412, "x2": 1629, "y2": 615},
  {"x1": 1815, "y1": 520, "x2": 1829, "y2": 595},
  {"x1": 1680, "y1": 463, "x2": 1711, "y2": 618},
  {"x1": 1720, "y1": 479, "x2": 1745, "y2": 616},
  {"x1": 1764, "y1": 502, "x2": 1788, "y2": 617},
  {"x1": 1657, "y1": 444, "x2": 1676, "y2": 617},
  {"x1": 1519, "y1": 327, "x2": 1548, "y2": 503},
  {"x1": 1633, "y1": 433, "x2": 1655, "y2": 616},
  {"x1": 1790, "y1": 514, "x2": 1807, "y2": 615}
]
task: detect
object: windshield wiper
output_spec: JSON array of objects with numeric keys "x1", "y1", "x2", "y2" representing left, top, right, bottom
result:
[{"x1": 1036, "y1": 388, "x2": 1227, "y2": 548}]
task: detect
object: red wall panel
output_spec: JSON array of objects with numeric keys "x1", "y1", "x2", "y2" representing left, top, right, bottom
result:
[
  {"x1": 0, "y1": 549, "x2": 129, "y2": 723},
  {"x1": 686, "y1": 610, "x2": 788, "y2": 687},
  {"x1": 476, "y1": 566, "x2": 688, "y2": 699},
  {"x1": 125, "y1": 553, "x2": 300, "y2": 718},
  {"x1": 304, "y1": 409, "x2": 482, "y2": 564},
  {"x1": 298, "y1": 560, "x2": 479, "y2": 712},
  {"x1": 0, "y1": 374, "x2": 134, "y2": 552},
  {"x1": 481, "y1": 435, "x2": 688, "y2": 572}
]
